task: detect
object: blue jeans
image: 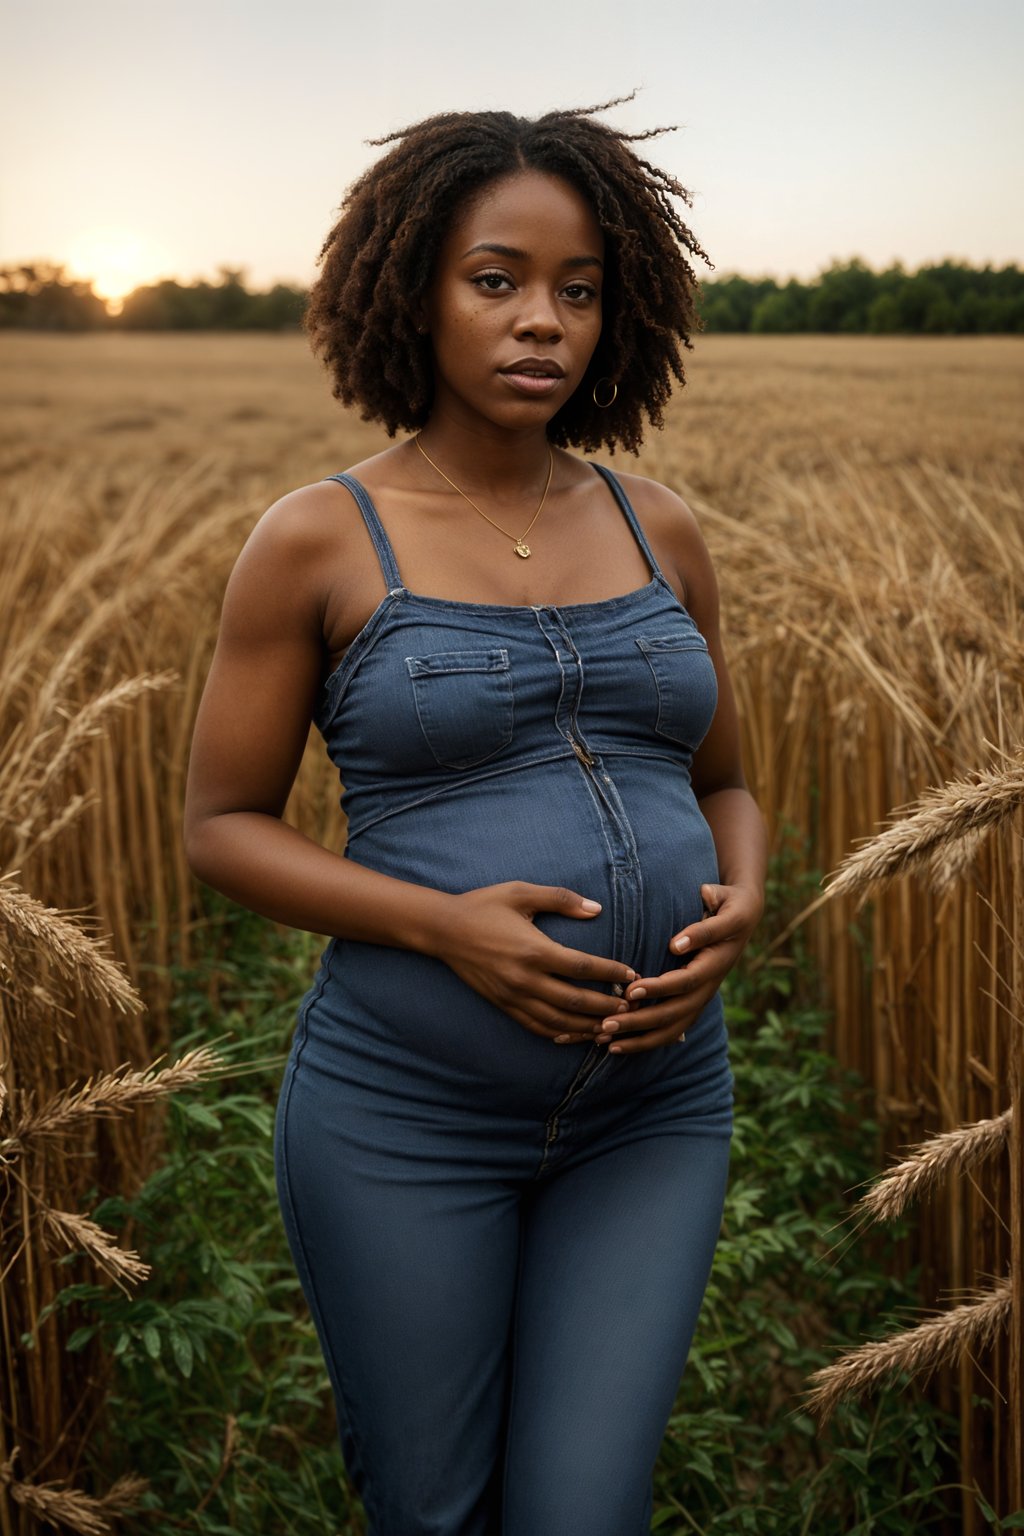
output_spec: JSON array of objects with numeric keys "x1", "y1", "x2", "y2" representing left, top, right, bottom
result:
[{"x1": 275, "y1": 941, "x2": 732, "y2": 1536}]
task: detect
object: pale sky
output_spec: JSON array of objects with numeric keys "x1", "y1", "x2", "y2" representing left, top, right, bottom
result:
[{"x1": 3, "y1": 0, "x2": 1021, "y2": 303}]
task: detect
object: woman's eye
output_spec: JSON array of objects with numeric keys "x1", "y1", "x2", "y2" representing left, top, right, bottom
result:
[
  {"x1": 472, "y1": 271, "x2": 512, "y2": 291},
  {"x1": 564, "y1": 283, "x2": 597, "y2": 302}
]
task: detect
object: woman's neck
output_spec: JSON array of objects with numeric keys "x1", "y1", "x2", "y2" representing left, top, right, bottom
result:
[{"x1": 413, "y1": 414, "x2": 555, "y2": 504}]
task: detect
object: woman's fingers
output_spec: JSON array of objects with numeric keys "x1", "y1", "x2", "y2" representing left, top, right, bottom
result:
[
  {"x1": 594, "y1": 975, "x2": 721, "y2": 1043},
  {"x1": 547, "y1": 942, "x2": 637, "y2": 990},
  {"x1": 668, "y1": 910, "x2": 734, "y2": 958},
  {"x1": 533, "y1": 976, "x2": 634, "y2": 1020},
  {"x1": 510, "y1": 881, "x2": 607, "y2": 919},
  {"x1": 601, "y1": 987, "x2": 718, "y2": 1052},
  {"x1": 607, "y1": 1018, "x2": 691, "y2": 1053},
  {"x1": 623, "y1": 952, "x2": 728, "y2": 1006},
  {"x1": 668, "y1": 882, "x2": 763, "y2": 958},
  {"x1": 514, "y1": 1000, "x2": 593, "y2": 1040},
  {"x1": 506, "y1": 1000, "x2": 615, "y2": 1044}
]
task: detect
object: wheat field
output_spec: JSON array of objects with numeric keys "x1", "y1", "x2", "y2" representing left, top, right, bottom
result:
[{"x1": 1, "y1": 331, "x2": 1022, "y2": 1531}]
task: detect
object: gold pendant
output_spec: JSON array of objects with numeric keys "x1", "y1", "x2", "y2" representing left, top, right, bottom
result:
[{"x1": 514, "y1": 540, "x2": 531, "y2": 558}]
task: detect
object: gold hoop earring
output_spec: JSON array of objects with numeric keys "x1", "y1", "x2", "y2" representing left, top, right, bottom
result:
[{"x1": 592, "y1": 378, "x2": 618, "y2": 409}]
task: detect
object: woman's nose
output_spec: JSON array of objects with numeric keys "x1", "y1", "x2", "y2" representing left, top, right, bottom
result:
[{"x1": 513, "y1": 289, "x2": 564, "y2": 343}]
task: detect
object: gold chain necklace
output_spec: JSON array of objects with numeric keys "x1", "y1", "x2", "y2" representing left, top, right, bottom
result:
[{"x1": 413, "y1": 434, "x2": 554, "y2": 559}]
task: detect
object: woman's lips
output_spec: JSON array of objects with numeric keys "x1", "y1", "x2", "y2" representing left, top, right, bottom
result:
[{"x1": 500, "y1": 370, "x2": 563, "y2": 397}]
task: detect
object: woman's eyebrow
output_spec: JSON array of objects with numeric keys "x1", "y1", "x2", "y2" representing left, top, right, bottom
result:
[{"x1": 461, "y1": 241, "x2": 604, "y2": 269}]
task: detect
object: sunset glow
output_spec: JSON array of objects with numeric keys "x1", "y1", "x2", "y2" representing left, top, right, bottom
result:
[{"x1": 66, "y1": 227, "x2": 170, "y2": 310}]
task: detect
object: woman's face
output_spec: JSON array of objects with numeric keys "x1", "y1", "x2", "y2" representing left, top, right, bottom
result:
[{"x1": 422, "y1": 168, "x2": 605, "y2": 434}]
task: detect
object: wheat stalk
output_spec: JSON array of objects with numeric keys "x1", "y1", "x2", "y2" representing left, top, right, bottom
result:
[
  {"x1": 8, "y1": 790, "x2": 100, "y2": 866},
  {"x1": 803, "y1": 1273, "x2": 1012, "y2": 1425},
  {"x1": 0, "y1": 872, "x2": 143, "y2": 1015},
  {"x1": 2, "y1": 1044, "x2": 227, "y2": 1155},
  {"x1": 4, "y1": 671, "x2": 179, "y2": 833},
  {"x1": 853, "y1": 1109, "x2": 1013, "y2": 1224},
  {"x1": 38, "y1": 1205, "x2": 151, "y2": 1287},
  {"x1": 0, "y1": 1445, "x2": 147, "y2": 1535},
  {"x1": 824, "y1": 749, "x2": 1024, "y2": 905}
]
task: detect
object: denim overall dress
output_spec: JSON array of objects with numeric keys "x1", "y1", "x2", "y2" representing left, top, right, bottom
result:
[{"x1": 274, "y1": 460, "x2": 735, "y2": 1536}]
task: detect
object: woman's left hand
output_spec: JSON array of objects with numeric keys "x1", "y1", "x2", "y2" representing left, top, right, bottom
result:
[{"x1": 591, "y1": 881, "x2": 764, "y2": 1054}]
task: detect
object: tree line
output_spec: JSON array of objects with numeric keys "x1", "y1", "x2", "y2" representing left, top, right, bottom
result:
[{"x1": 2, "y1": 256, "x2": 1022, "y2": 334}]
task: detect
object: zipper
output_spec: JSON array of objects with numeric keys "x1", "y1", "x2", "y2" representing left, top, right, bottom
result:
[
  {"x1": 570, "y1": 735, "x2": 596, "y2": 768},
  {"x1": 541, "y1": 1046, "x2": 605, "y2": 1155}
]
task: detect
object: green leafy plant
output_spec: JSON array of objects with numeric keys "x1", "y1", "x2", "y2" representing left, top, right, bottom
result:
[{"x1": 651, "y1": 828, "x2": 961, "y2": 1533}]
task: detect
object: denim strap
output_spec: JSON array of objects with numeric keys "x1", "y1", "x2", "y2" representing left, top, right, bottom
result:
[
  {"x1": 589, "y1": 463, "x2": 667, "y2": 586},
  {"x1": 324, "y1": 473, "x2": 404, "y2": 591}
]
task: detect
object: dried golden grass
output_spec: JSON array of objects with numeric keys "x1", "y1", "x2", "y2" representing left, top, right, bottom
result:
[
  {"x1": 825, "y1": 750, "x2": 1024, "y2": 905},
  {"x1": 3, "y1": 1044, "x2": 224, "y2": 1152},
  {"x1": 0, "y1": 429, "x2": 237, "y2": 1521},
  {"x1": 0, "y1": 874, "x2": 143, "y2": 1014},
  {"x1": 37, "y1": 1205, "x2": 151, "y2": 1287},
  {"x1": 853, "y1": 1108, "x2": 1013, "y2": 1224},
  {"x1": 0, "y1": 1444, "x2": 148, "y2": 1536},
  {"x1": 803, "y1": 1273, "x2": 1012, "y2": 1426}
]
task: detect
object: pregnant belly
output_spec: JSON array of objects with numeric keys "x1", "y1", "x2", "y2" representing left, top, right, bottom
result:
[
  {"x1": 303, "y1": 759, "x2": 722, "y2": 1104},
  {"x1": 345, "y1": 755, "x2": 720, "y2": 979}
]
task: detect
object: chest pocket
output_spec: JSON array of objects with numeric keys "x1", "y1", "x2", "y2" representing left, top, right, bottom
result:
[
  {"x1": 405, "y1": 647, "x2": 514, "y2": 770},
  {"x1": 635, "y1": 633, "x2": 718, "y2": 749}
]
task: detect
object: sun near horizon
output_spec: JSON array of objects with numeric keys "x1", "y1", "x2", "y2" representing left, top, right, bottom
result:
[{"x1": 65, "y1": 227, "x2": 172, "y2": 313}]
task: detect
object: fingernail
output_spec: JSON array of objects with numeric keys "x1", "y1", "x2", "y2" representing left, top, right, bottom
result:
[
  {"x1": 609, "y1": 1045, "x2": 623, "y2": 1054},
  {"x1": 673, "y1": 937, "x2": 690, "y2": 953},
  {"x1": 601, "y1": 1020, "x2": 619, "y2": 1032},
  {"x1": 580, "y1": 899, "x2": 601, "y2": 912},
  {"x1": 628, "y1": 986, "x2": 647, "y2": 1000},
  {"x1": 554, "y1": 1034, "x2": 571, "y2": 1044}
]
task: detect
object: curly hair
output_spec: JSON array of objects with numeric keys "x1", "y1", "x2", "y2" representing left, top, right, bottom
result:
[{"x1": 304, "y1": 94, "x2": 713, "y2": 455}]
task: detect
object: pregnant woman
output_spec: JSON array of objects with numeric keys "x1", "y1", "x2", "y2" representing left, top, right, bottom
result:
[{"x1": 183, "y1": 98, "x2": 767, "y2": 1536}]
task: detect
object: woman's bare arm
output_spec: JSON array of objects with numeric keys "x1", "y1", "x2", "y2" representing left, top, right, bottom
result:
[{"x1": 182, "y1": 486, "x2": 465, "y2": 951}]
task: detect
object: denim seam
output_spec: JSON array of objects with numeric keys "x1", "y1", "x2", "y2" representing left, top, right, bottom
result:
[
  {"x1": 344, "y1": 748, "x2": 585, "y2": 841},
  {"x1": 500, "y1": 1207, "x2": 530, "y2": 1532},
  {"x1": 377, "y1": 576, "x2": 664, "y2": 618},
  {"x1": 319, "y1": 588, "x2": 405, "y2": 728}
]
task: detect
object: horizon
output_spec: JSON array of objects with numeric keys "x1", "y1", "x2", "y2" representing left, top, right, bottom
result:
[{"x1": 10, "y1": 251, "x2": 1020, "y2": 324}]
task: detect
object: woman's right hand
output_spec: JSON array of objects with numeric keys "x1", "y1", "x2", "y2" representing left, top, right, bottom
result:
[{"x1": 430, "y1": 882, "x2": 637, "y2": 1044}]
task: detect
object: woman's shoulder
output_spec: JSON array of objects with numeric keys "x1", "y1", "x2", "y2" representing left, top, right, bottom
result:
[{"x1": 248, "y1": 444, "x2": 405, "y2": 557}]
